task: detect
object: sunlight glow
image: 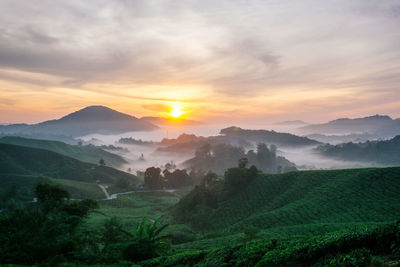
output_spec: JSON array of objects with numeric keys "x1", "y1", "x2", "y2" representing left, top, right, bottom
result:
[{"x1": 170, "y1": 106, "x2": 184, "y2": 118}]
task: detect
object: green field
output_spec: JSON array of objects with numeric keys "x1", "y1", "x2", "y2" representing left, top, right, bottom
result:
[
  {"x1": 2, "y1": 160, "x2": 400, "y2": 265},
  {"x1": 0, "y1": 143, "x2": 141, "y2": 208},
  {"x1": 0, "y1": 136, "x2": 127, "y2": 168},
  {"x1": 78, "y1": 167, "x2": 400, "y2": 266},
  {"x1": 174, "y1": 167, "x2": 400, "y2": 233}
]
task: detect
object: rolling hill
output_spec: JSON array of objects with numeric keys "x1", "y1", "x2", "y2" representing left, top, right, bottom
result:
[
  {"x1": 174, "y1": 167, "x2": 400, "y2": 232},
  {"x1": 0, "y1": 143, "x2": 140, "y2": 201},
  {"x1": 315, "y1": 135, "x2": 400, "y2": 165},
  {"x1": 0, "y1": 136, "x2": 127, "y2": 168},
  {"x1": 0, "y1": 105, "x2": 158, "y2": 137}
]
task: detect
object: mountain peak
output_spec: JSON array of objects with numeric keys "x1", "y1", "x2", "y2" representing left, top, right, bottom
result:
[{"x1": 59, "y1": 105, "x2": 135, "y2": 122}]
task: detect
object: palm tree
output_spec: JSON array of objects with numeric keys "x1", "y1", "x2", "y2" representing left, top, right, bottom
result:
[{"x1": 123, "y1": 217, "x2": 169, "y2": 261}]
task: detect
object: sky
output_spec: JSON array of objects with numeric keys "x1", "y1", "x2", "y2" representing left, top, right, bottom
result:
[{"x1": 1, "y1": 0, "x2": 400, "y2": 124}]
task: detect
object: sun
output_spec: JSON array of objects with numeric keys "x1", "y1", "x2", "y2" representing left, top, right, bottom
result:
[{"x1": 170, "y1": 106, "x2": 184, "y2": 118}]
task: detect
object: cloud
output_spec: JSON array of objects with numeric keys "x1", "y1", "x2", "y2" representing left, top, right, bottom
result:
[{"x1": 1, "y1": 0, "x2": 400, "y2": 122}]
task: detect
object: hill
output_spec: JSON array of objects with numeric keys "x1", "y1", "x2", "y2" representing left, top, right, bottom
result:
[
  {"x1": 173, "y1": 167, "x2": 400, "y2": 231},
  {"x1": 315, "y1": 135, "x2": 400, "y2": 165},
  {"x1": 0, "y1": 105, "x2": 158, "y2": 137},
  {"x1": 219, "y1": 126, "x2": 320, "y2": 147},
  {"x1": 0, "y1": 136, "x2": 127, "y2": 168},
  {"x1": 299, "y1": 114, "x2": 400, "y2": 138},
  {"x1": 0, "y1": 143, "x2": 140, "y2": 202},
  {"x1": 156, "y1": 127, "x2": 320, "y2": 155}
]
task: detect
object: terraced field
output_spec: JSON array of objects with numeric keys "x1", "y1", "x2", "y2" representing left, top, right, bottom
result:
[{"x1": 174, "y1": 167, "x2": 400, "y2": 234}]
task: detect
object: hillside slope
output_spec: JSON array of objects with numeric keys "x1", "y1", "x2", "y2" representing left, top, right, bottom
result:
[
  {"x1": 0, "y1": 143, "x2": 140, "y2": 200},
  {"x1": 0, "y1": 136, "x2": 127, "y2": 168},
  {"x1": 220, "y1": 126, "x2": 320, "y2": 147},
  {"x1": 315, "y1": 135, "x2": 400, "y2": 165},
  {"x1": 174, "y1": 167, "x2": 400, "y2": 232}
]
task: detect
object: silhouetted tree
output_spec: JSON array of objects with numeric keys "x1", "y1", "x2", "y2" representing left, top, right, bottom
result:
[
  {"x1": 144, "y1": 167, "x2": 162, "y2": 189},
  {"x1": 238, "y1": 158, "x2": 249, "y2": 168}
]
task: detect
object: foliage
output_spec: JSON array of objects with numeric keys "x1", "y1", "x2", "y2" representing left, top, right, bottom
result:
[
  {"x1": 0, "y1": 143, "x2": 140, "y2": 187},
  {"x1": 0, "y1": 136, "x2": 127, "y2": 168},
  {"x1": 315, "y1": 135, "x2": 400, "y2": 165},
  {"x1": 0, "y1": 183, "x2": 98, "y2": 265},
  {"x1": 184, "y1": 142, "x2": 296, "y2": 174},
  {"x1": 174, "y1": 167, "x2": 400, "y2": 231},
  {"x1": 123, "y1": 217, "x2": 170, "y2": 262},
  {"x1": 144, "y1": 167, "x2": 163, "y2": 189}
]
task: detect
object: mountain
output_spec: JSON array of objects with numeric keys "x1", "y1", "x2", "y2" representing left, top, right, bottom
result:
[
  {"x1": 0, "y1": 143, "x2": 141, "y2": 200},
  {"x1": 0, "y1": 105, "x2": 158, "y2": 137},
  {"x1": 0, "y1": 136, "x2": 127, "y2": 168},
  {"x1": 141, "y1": 116, "x2": 203, "y2": 126},
  {"x1": 315, "y1": 135, "x2": 400, "y2": 165},
  {"x1": 306, "y1": 133, "x2": 376, "y2": 144},
  {"x1": 219, "y1": 126, "x2": 320, "y2": 147},
  {"x1": 299, "y1": 114, "x2": 400, "y2": 137}
]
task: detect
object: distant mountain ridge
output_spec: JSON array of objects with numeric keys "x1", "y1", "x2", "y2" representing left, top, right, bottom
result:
[
  {"x1": 315, "y1": 135, "x2": 400, "y2": 165},
  {"x1": 220, "y1": 126, "x2": 320, "y2": 147},
  {"x1": 0, "y1": 105, "x2": 158, "y2": 137},
  {"x1": 299, "y1": 114, "x2": 400, "y2": 137}
]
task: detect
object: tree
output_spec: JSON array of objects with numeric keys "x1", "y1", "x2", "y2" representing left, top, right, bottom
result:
[
  {"x1": 123, "y1": 217, "x2": 169, "y2": 262},
  {"x1": 35, "y1": 183, "x2": 70, "y2": 213},
  {"x1": 0, "y1": 183, "x2": 98, "y2": 265},
  {"x1": 144, "y1": 167, "x2": 162, "y2": 189},
  {"x1": 238, "y1": 158, "x2": 249, "y2": 168},
  {"x1": 99, "y1": 158, "x2": 106, "y2": 166},
  {"x1": 201, "y1": 171, "x2": 218, "y2": 187},
  {"x1": 168, "y1": 169, "x2": 191, "y2": 188}
]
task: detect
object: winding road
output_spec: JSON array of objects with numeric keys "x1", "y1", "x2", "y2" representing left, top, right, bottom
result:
[{"x1": 97, "y1": 184, "x2": 176, "y2": 200}]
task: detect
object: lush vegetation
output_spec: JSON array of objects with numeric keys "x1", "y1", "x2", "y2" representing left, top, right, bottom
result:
[
  {"x1": 315, "y1": 135, "x2": 400, "y2": 165},
  {"x1": 0, "y1": 136, "x2": 127, "y2": 168},
  {"x1": 184, "y1": 143, "x2": 296, "y2": 174},
  {"x1": 156, "y1": 127, "x2": 321, "y2": 155},
  {"x1": 143, "y1": 163, "x2": 203, "y2": 189},
  {"x1": 0, "y1": 143, "x2": 140, "y2": 207},
  {"x1": 1, "y1": 149, "x2": 400, "y2": 266},
  {"x1": 142, "y1": 221, "x2": 400, "y2": 267},
  {"x1": 174, "y1": 166, "x2": 400, "y2": 232}
]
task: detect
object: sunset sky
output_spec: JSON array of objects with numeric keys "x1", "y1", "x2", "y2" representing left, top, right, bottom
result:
[{"x1": 1, "y1": 0, "x2": 400, "y2": 124}]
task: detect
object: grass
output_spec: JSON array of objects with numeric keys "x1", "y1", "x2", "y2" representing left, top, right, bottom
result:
[
  {"x1": 174, "y1": 167, "x2": 400, "y2": 233},
  {"x1": 0, "y1": 136, "x2": 127, "y2": 168},
  {"x1": 2, "y1": 161, "x2": 400, "y2": 266},
  {"x1": 0, "y1": 174, "x2": 104, "y2": 200},
  {"x1": 86, "y1": 189, "x2": 191, "y2": 229}
]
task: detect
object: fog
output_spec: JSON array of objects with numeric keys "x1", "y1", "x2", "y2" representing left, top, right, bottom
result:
[
  {"x1": 79, "y1": 123, "x2": 379, "y2": 174},
  {"x1": 277, "y1": 146, "x2": 373, "y2": 170}
]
